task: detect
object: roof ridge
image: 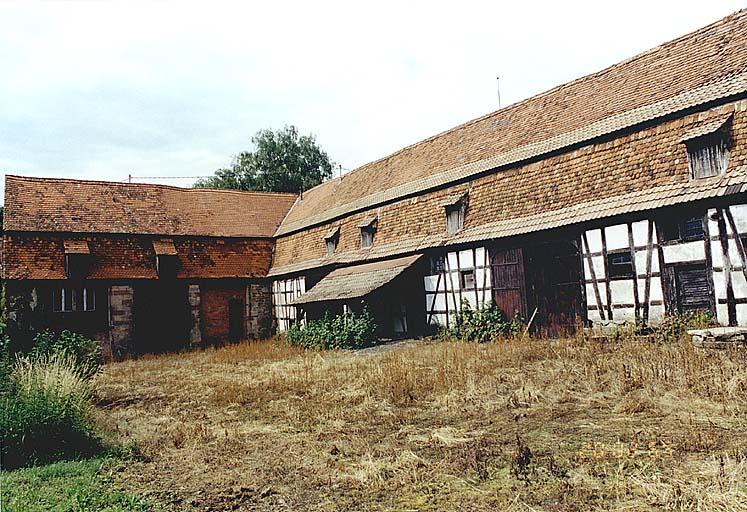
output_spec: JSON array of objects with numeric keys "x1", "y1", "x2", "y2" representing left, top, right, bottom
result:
[
  {"x1": 4, "y1": 175, "x2": 298, "y2": 198},
  {"x1": 322, "y1": 8, "x2": 747, "y2": 184}
]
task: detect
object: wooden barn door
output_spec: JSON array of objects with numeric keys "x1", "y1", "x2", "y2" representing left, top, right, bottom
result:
[
  {"x1": 491, "y1": 247, "x2": 527, "y2": 319},
  {"x1": 526, "y1": 241, "x2": 583, "y2": 337}
]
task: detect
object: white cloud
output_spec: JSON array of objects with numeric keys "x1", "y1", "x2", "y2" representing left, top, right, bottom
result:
[{"x1": 0, "y1": 0, "x2": 744, "y2": 199}]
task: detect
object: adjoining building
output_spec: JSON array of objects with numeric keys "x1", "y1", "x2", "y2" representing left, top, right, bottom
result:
[
  {"x1": 1, "y1": 177, "x2": 295, "y2": 356},
  {"x1": 3, "y1": 10, "x2": 747, "y2": 353}
]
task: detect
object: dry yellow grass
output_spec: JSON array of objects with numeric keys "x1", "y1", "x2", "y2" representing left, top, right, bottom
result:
[{"x1": 95, "y1": 336, "x2": 747, "y2": 511}]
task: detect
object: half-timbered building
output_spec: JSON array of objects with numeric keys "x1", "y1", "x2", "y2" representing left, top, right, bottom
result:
[{"x1": 269, "y1": 10, "x2": 747, "y2": 337}]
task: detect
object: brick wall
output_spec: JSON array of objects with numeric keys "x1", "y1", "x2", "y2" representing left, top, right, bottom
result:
[
  {"x1": 201, "y1": 283, "x2": 245, "y2": 343},
  {"x1": 273, "y1": 100, "x2": 747, "y2": 271}
]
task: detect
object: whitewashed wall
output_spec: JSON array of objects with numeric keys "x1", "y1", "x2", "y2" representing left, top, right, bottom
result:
[
  {"x1": 581, "y1": 202, "x2": 747, "y2": 327},
  {"x1": 709, "y1": 204, "x2": 747, "y2": 326},
  {"x1": 424, "y1": 246, "x2": 492, "y2": 327},
  {"x1": 272, "y1": 276, "x2": 306, "y2": 332},
  {"x1": 581, "y1": 220, "x2": 665, "y2": 325}
]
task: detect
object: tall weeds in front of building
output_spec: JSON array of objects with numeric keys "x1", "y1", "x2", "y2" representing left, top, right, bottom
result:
[
  {"x1": 285, "y1": 308, "x2": 377, "y2": 349},
  {"x1": 0, "y1": 329, "x2": 103, "y2": 469}
]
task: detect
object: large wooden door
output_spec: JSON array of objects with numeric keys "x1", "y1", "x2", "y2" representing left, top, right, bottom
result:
[
  {"x1": 491, "y1": 247, "x2": 527, "y2": 319},
  {"x1": 526, "y1": 241, "x2": 583, "y2": 337}
]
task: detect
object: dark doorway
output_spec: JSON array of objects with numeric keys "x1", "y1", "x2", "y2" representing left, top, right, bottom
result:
[
  {"x1": 228, "y1": 298, "x2": 244, "y2": 341},
  {"x1": 133, "y1": 282, "x2": 190, "y2": 354},
  {"x1": 525, "y1": 240, "x2": 583, "y2": 337},
  {"x1": 491, "y1": 247, "x2": 528, "y2": 319}
]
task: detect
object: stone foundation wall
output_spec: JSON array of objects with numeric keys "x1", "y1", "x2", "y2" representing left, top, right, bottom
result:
[
  {"x1": 248, "y1": 282, "x2": 272, "y2": 339},
  {"x1": 109, "y1": 285, "x2": 133, "y2": 356}
]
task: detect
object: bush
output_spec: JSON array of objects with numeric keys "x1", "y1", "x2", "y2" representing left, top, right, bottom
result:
[
  {"x1": 29, "y1": 330, "x2": 103, "y2": 381},
  {"x1": 286, "y1": 308, "x2": 377, "y2": 350},
  {"x1": 447, "y1": 302, "x2": 523, "y2": 343},
  {"x1": 1, "y1": 353, "x2": 100, "y2": 469},
  {"x1": 654, "y1": 310, "x2": 718, "y2": 343}
]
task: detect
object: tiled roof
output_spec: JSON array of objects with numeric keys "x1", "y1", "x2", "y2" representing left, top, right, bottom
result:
[
  {"x1": 680, "y1": 112, "x2": 733, "y2": 142},
  {"x1": 63, "y1": 240, "x2": 90, "y2": 254},
  {"x1": 2, "y1": 234, "x2": 275, "y2": 280},
  {"x1": 268, "y1": 166, "x2": 747, "y2": 277},
  {"x1": 4, "y1": 176, "x2": 297, "y2": 238},
  {"x1": 152, "y1": 239, "x2": 178, "y2": 256},
  {"x1": 276, "y1": 9, "x2": 747, "y2": 236},
  {"x1": 290, "y1": 255, "x2": 421, "y2": 305}
]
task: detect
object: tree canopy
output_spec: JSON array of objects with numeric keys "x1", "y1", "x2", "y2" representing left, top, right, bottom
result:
[{"x1": 195, "y1": 126, "x2": 334, "y2": 193}]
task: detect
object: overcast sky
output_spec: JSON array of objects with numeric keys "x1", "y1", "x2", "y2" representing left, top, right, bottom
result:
[{"x1": 1, "y1": 0, "x2": 745, "y2": 201}]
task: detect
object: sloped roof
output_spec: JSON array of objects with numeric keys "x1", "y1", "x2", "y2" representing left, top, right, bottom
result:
[
  {"x1": 290, "y1": 255, "x2": 421, "y2": 305},
  {"x1": 269, "y1": 166, "x2": 747, "y2": 277},
  {"x1": 276, "y1": 9, "x2": 747, "y2": 236},
  {"x1": 4, "y1": 176, "x2": 297, "y2": 238}
]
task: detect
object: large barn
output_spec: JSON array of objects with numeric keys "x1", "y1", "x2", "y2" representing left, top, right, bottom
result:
[{"x1": 4, "y1": 10, "x2": 747, "y2": 353}]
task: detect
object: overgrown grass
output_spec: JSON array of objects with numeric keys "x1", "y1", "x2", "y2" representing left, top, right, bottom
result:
[
  {"x1": 1, "y1": 353, "x2": 101, "y2": 469},
  {"x1": 1, "y1": 457, "x2": 156, "y2": 512},
  {"x1": 94, "y1": 334, "x2": 747, "y2": 511}
]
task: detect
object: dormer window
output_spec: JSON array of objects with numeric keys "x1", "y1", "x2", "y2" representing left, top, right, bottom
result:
[
  {"x1": 358, "y1": 216, "x2": 377, "y2": 249},
  {"x1": 153, "y1": 239, "x2": 178, "y2": 278},
  {"x1": 63, "y1": 240, "x2": 91, "y2": 279},
  {"x1": 442, "y1": 192, "x2": 468, "y2": 234},
  {"x1": 681, "y1": 114, "x2": 732, "y2": 180},
  {"x1": 324, "y1": 226, "x2": 340, "y2": 256}
]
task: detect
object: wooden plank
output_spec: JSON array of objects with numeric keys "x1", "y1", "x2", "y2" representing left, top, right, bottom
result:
[
  {"x1": 702, "y1": 210, "x2": 717, "y2": 316},
  {"x1": 654, "y1": 221, "x2": 675, "y2": 315},
  {"x1": 600, "y1": 228, "x2": 614, "y2": 320},
  {"x1": 472, "y1": 247, "x2": 480, "y2": 309},
  {"x1": 581, "y1": 232, "x2": 605, "y2": 321},
  {"x1": 724, "y1": 207, "x2": 747, "y2": 285},
  {"x1": 627, "y1": 222, "x2": 640, "y2": 321},
  {"x1": 715, "y1": 208, "x2": 737, "y2": 325},
  {"x1": 642, "y1": 219, "x2": 654, "y2": 323}
]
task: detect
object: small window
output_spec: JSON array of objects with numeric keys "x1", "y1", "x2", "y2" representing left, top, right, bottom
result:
[
  {"x1": 686, "y1": 134, "x2": 729, "y2": 180},
  {"x1": 358, "y1": 217, "x2": 377, "y2": 249},
  {"x1": 460, "y1": 269, "x2": 476, "y2": 290},
  {"x1": 443, "y1": 194, "x2": 468, "y2": 234},
  {"x1": 446, "y1": 204, "x2": 464, "y2": 234},
  {"x1": 430, "y1": 255, "x2": 446, "y2": 274},
  {"x1": 360, "y1": 227, "x2": 375, "y2": 248},
  {"x1": 326, "y1": 237, "x2": 338, "y2": 256},
  {"x1": 52, "y1": 287, "x2": 96, "y2": 312},
  {"x1": 606, "y1": 251, "x2": 634, "y2": 279},
  {"x1": 659, "y1": 214, "x2": 705, "y2": 243},
  {"x1": 324, "y1": 226, "x2": 340, "y2": 256},
  {"x1": 157, "y1": 255, "x2": 178, "y2": 278}
]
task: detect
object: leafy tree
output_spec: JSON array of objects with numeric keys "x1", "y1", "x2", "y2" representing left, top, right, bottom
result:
[{"x1": 195, "y1": 125, "x2": 334, "y2": 193}]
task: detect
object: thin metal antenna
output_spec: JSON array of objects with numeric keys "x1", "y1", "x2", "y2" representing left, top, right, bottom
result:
[{"x1": 496, "y1": 76, "x2": 502, "y2": 109}]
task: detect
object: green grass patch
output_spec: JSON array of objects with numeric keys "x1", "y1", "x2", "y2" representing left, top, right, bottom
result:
[{"x1": 1, "y1": 457, "x2": 156, "y2": 512}]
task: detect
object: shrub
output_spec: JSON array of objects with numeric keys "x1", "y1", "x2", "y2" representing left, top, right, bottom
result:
[
  {"x1": 447, "y1": 302, "x2": 523, "y2": 343},
  {"x1": 30, "y1": 330, "x2": 103, "y2": 381},
  {"x1": 0, "y1": 353, "x2": 100, "y2": 469},
  {"x1": 654, "y1": 310, "x2": 718, "y2": 343},
  {"x1": 286, "y1": 308, "x2": 377, "y2": 350}
]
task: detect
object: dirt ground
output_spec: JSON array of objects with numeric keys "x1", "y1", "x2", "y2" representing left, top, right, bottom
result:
[{"x1": 95, "y1": 337, "x2": 747, "y2": 511}]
